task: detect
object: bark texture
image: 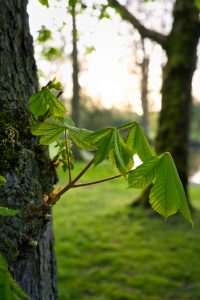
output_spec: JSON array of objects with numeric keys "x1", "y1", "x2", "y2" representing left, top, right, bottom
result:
[{"x1": 0, "y1": 1, "x2": 57, "y2": 299}]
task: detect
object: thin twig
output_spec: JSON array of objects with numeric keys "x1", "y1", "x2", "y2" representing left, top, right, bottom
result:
[
  {"x1": 72, "y1": 174, "x2": 122, "y2": 188},
  {"x1": 56, "y1": 91, "x2": 63, "y2": 98}
]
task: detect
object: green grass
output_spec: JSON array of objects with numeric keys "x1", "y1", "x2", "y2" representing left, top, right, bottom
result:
[{"x1": 54, "y1": 162, "x2": 200, "y2": 300}]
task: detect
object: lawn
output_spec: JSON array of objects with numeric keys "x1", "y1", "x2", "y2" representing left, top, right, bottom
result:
[{"x1": 53, "y1": 162, "x2": 200, "y2": 300}]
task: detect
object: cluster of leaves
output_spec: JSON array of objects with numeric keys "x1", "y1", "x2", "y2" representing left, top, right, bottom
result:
[
  {"x1": 0, "y1": 178, "x2": 30, "y2": 299},
  {"x1": 29, "y1": 80, "x2": 192, "y2": 223}
]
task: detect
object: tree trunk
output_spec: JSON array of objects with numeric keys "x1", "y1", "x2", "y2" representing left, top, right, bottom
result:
[
  {"x1": 133, "y1": 0, "x2": 199, "y2": 207},
  {"x1": 0, "y1": 1, "x2": 57, "y2": 299},
  {"x1": 155, "y1": 0, "x2": 199, "y2": 193},
  {"x1": 140, "y1": 38, "x2": 149, "y2": 138},
  {"x1": 71, "y1": 7, "x2": 82, "y2": 160}
]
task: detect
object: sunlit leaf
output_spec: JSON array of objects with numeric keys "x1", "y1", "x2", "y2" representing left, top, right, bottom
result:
[
  {"x1": 87, "y1": 128, "x2": 133, "y2": 174},
  {"x1": 0, "y1": 176, "x2": 6, "y2": 186},
  {"x1": 128, "y1": 155, "x2": 161, "y2": 189},
  {"x1": 149, "y1": 153, "x2": 192, "y2": 223},
  {"x1": 118, "y1": 122, "x2": 154, "y2": 162},
  {"x1": 31, "y1": 122, "x2": 64, "y2": 145},
  {"x1": 37, "y1": 26, "x2": 52, "y2": 43},
  {"x1": 48, "y1": 79, "x2": 62, "y2": 91},
  {"x1": 29, "y1": 90, "x2": 49, "y2": 117},
  {"x1": 195, "y1": 0, "x2": 200, "y2": 10},
  {"x1": 29, "y1": 87, "x2": 66, "y2": 118},
  {"x1": 67, "y1": 127, "x2": 95, "y2": 151},
  {"x1": 128, "y1": 152, "x2": 192, "y2": 223}
]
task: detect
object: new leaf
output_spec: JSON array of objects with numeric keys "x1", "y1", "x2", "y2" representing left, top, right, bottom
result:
[
  {"x1": 117, "y1": 122, "x2": 155, "y2": 162},
  {"x1": 128, "y1": 153, "x2": 192, "y2": 223},
  {"x1": 86, "y1": 128, "x2": 133, "y2": 174},
  {"x1": 29, "y1": 88, "x2": 66, "y2": 118}
]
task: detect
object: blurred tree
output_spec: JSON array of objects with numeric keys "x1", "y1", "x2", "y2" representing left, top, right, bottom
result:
[
  {"x1": 70, "y1": 1, "x2": 82, "y2": 160},
  {"x1": 108, "y1": 0, "x2": 200, "y2": 205},
  {"x1": 0, "y1": 1, "x2": 57, "y2": 298}
]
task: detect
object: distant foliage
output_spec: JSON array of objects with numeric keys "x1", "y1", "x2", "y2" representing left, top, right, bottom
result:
[{"x1": 38, "y1": 0, "x2": 49, "y2": 8}]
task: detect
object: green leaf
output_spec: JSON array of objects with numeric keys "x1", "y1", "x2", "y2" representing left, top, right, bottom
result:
[
  {"x1": 85, "y1": 128, "x2": 112, "y2": 146},
  {"x1": 0, "y1": 254, "x2": 31, "y2": 300},
  {"x1": 126, "y1": 123, "x2": 154, "y2": 162},
  {"x1": 29, "y1": 88, "x2": 66, "y2": 118},
  {"x1": 67, "y1": 127, "x2": 95, "y2": 151},
  {"x1": 42, "y1": 47, "x2": 62, "y2": 60},
  {"x1": 0, "y1": 176, "x2": 6, "y2": 186},
  {"x1": 43, "y1": 89, "x2": 66, "y2": 117},
  {"x1": 128, "y1": 153, "x2": 192, "y2": 223},
  {"x1": 0, "y1": 207, "x2": 20, "y2": 216},
  {"x1": 87, "y1": 128, "x2": 133, "y2": 174},
  {"x1": 48, "y1": 79, "x2": 62, "y2": 91},
  {"x1": 57, "y1": 116, "x2": 75, "y2": 127},
  {"x1": 37, "y1": 26, "x2": 52, "y2": 43},
  {"x1": 39, "y1": 0, "x2": 49, "y2": 7},
  {"x1": 29, "y1": 90, "x2": 49, "y2": 117},
  {"x1": 149, "y1": 153, "x2": 192, "y2": 223},
  {"x1": 93, "y1": 129, "x2": 113, "y2": 165},
  {"x1": 31, "y1": 122, "x2": 64, "y2": 145},
  {"x1": 128, "y1": 155, "x2": 161, "y2": 189},
  {"x1": 112, "y1": 130, "x2": 133, "y2": 174},
  {"x1": 195, "y1": 0, "x2": 200, "y2": 10}
]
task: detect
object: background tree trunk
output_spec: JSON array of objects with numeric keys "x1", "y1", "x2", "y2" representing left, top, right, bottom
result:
[
  {"x1": 140, "y1": 38, "x2": 149, "y2": 138},
  {"x1": 135, "y1": 0, "x2": 199, "y2": 206},
  {"x1": 71, "y1": 6, "x2": 82, "y2": 160},
  {"x1": 0, "y1": 1, "x2": 57, "y2": 298},
  {"x1": 155, "y1": 0, "x2": 199, "y2": 194}
]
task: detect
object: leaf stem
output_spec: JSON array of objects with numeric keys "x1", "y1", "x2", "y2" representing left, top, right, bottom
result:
[
  {"x1": 65, "y1": 129, "x2": 71, "y2": 183},
  {"x1": 72, "y1": 174, "x2": 122, "y2": 188}
]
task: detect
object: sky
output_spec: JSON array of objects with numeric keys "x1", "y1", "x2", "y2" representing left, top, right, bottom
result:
[{"x1": 28, "y1": 0, "x2": 200, "y2": 115}]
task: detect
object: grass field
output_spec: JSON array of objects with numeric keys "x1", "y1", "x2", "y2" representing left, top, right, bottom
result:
[{"x1": 53, "y1": 162, "x2": 200, "y2": 300}]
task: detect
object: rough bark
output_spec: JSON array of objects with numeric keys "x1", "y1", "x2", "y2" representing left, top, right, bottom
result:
[{"x1": 0, "y1": 1, "x2": 57, "y2": 299}]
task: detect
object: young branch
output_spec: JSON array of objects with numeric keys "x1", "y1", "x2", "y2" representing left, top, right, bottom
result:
[
  {"x1": 107, "y1": 0, "x2": 166, "y2": 48},
  {"x1": 55, "y1": 158, "x2": 94, "y2": 198},
  {"x1": 56, "y1": 91, "x2": 63, "y2": 98}
]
